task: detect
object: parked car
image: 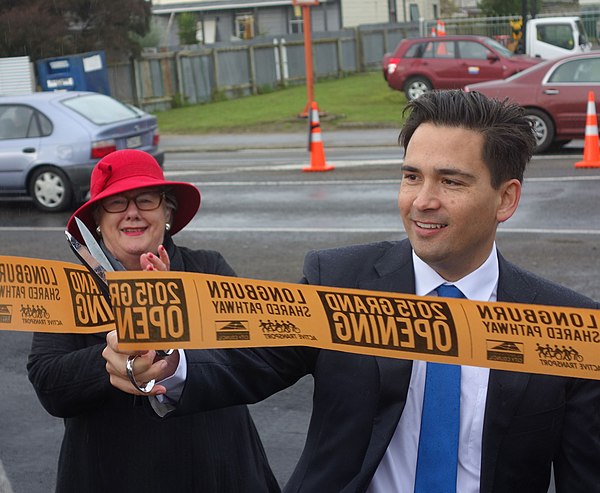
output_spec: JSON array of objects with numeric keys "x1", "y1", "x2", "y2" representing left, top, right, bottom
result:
[
  {"x1": 465, "y1": 51, "x2": 600, "y2": 152},
  {"x1": 0, "y1": 91, "x2": 164, "y2": 212},
  {"x1": 383, "y1": 35, "x2": 542, "y2": 101}
]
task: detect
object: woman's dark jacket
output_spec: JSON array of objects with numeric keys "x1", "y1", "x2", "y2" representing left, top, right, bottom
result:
[{"x1": 27, "y1": 237, "x2": 280, "y2": 493}]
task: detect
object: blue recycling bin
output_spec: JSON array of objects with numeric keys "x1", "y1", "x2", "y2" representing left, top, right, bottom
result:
[{"x1": 36, "y1": 51, "x2": 111, "y2": 95}]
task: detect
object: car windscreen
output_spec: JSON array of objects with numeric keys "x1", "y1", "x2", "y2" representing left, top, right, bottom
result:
[
  {"x1": 575, "y1": 19, "x2": 590, "y2": 45},
  {"x1": 482, "y1": 37, "x2": 514, "y2": 57},
  {"x1": 61, "y1": 94, "x2": 142, "y2": 125}
]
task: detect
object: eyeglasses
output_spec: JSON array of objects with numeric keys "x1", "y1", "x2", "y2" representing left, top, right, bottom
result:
[{"x1": 101, "y1": 191, "x2": 165, "y2": 213}]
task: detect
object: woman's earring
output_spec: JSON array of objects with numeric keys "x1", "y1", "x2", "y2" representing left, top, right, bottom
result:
[
  {"x1": 96, "y1": 226, "x2": 101, "y2": 236},
  {"x1": 165, "y1": 223, "x2": 171, "y2": 231}
]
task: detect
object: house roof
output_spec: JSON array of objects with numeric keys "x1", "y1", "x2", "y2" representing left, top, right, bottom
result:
[{"x1": 152, "y1": 0, "x2": 328, "y2": 14}]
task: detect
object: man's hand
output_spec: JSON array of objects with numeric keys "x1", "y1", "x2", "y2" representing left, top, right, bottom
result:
[{"x1": 103, "y1": 330, "x2": 180, "y2": 396}]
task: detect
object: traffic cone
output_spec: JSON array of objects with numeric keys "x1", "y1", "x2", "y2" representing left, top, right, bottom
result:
[
  {"x1": 437, "y1": 20, "x2": 446, "y2": 36},
  {"x1": 575, "y1": 91, "x2": 600, "y2": 168},
  {"x1": 431, "y1": 26, "x2": 437, "y2": 37},
  {"x1": 436, "y1": 20, "x2": 448, "y2": 55},
  {"x1": 303, "y1": 101, "x2": 334, "y2": 172}
]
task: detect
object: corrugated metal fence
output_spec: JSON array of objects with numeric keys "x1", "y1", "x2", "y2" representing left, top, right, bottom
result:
[
  {"x1": 109, "y1": 11, "x2": 600, "y2": 112},
  {"x1": 108, "y1": 22, "x2": 418, "y2": 112},
  {"x1": 0, "y1": 57, "x2": 36, "y2": 96}
]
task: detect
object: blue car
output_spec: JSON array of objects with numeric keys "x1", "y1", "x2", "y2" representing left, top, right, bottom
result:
[{"x1": 0, "y1": 91, "x2": 164, "y2": 211}]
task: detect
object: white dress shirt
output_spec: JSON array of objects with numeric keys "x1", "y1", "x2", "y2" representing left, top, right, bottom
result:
[{"x1": 367, "y1": 244, "x2": 499, "y2": 493}]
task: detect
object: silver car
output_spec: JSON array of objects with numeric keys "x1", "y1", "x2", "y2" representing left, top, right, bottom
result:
[{"x1": 0, "y1": 91, "x2": 164, "y2": 211}]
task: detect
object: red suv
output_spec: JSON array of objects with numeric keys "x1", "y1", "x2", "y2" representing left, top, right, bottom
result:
[{"x1": 383, "y1": 35, "x2": 542, "y2": 100}]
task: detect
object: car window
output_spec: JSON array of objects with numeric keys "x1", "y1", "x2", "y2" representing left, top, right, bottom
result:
[
  {"x1": 37, "y1": 111, "x2": 53, "y2": 136},
  {"x1": 0, "y1": 105, "x2": 45, "y2": 140},
  {"x1": 404, "y1": 43, "x2": 426, "y2": 58},
  {"x1": 575, "y1": 19, "x2": 589, "y2": 45},
  {"x1": 573, "y1": 58, "x2": 600, "y2": 82},
  {"x1": 421, "y1": 41, "x2": 455, "y2": 59},
  {"x1": 61, "y1": 94, "x2": 141, "y2": 125},
  {"x1": 458, "y1": 41, "x2": 489, "y2": 60},
  {"x1": 537, "y1": 24, "x2": 575, "y2": 50},
  {"x1": 549, "y1": 58, "x2": 600, "y2": 83}
]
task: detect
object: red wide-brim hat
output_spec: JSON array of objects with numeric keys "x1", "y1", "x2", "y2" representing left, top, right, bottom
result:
[{"x1": 66, "y1": 149, "x2": 200, "y2": 245}]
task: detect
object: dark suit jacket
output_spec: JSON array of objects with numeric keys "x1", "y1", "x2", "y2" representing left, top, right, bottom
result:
[
  {"x1": 28, "y1": 237, "x2": 280, "y2": 493},
  {"x1": 177, "y1": 239, "x2": 600, "y2": 493}
]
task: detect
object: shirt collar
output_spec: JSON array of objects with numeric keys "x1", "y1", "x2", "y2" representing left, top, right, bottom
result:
[{"x1": 412, "y1": 244, "x2": 499, "y2": 302}]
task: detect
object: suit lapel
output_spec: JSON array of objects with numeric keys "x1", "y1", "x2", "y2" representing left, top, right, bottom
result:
[
  {"x1": 480, "y1": 254, "x2": 537, "y2": 493},
  {"x1": 357, "y1": 240, "x2": 415, "y2": 294},
  {"x1": 343, "y1": 241, "x2": 417, "y2": 489}
]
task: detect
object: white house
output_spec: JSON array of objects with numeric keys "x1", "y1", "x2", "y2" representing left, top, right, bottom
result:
[{"x1": 151, "y1": 0, "x2": 440, "y2": 45}]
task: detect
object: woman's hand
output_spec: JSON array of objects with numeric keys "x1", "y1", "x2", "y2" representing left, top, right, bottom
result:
[
  {"x1": 103, "y1": 330, "x2": 179, "y2": 396},
  {"x1": 140, "y1": 244, "x2": 170, "y2": 271}
]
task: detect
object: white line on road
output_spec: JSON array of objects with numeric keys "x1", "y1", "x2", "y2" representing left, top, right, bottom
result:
[
  {"x1": 194, "y1": 179, "x2": 400, "y2": 186},
  {"x1": 0, "y1": 227, "x2": 599, "y2": 235},
  {"x1": 163, "y1": 159, "x2": 402, "y2": 176},
  {"x1": 166, "y1": 175, "x2": 600, "y2": 187},
  {"x1": 164, "y1": 152, "x2": 600, "y2": 177}
]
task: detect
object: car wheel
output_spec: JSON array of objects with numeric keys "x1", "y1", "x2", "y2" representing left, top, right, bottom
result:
[
  {"x1": 404, "y1": 77, "x2": 432, "y2": 101},
  {"x1": 525, "y1": 109, "x2": 554, "y2": 153},
  {"x1": 29, "y1": 166, "x2": 73, "y2": 212}
]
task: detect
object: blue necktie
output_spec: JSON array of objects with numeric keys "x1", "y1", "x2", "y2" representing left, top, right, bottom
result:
[{"x1": 414, "y1": 284, "x2": 464, "y2": 493}]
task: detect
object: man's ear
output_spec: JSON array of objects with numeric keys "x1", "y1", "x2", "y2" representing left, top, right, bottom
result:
[{"x1": 497, "y1": 179, "x2": 521, "y2": 223}]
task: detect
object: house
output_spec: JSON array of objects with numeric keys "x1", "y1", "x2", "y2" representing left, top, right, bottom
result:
[{"x1": 151, "y1": 0, "x2": 440, "y2": 45}]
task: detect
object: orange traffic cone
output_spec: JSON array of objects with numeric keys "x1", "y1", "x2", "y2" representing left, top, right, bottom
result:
[
  {"x1": 437, "y1": 20, "x2": 446, "y2": 36},
  {"x1": 575, "y1": 91, "x2": 600, "y2": 168},
  {"x1": 303, "y1": 101, "x2": 334, "y2": 172},
  {"x1": 431, "y1": 26, "x2": 437, "y2": 37}
]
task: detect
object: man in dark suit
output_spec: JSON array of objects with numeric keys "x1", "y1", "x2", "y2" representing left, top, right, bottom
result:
[{"x1": 105, "y1": 90, "x2": 600, "y2": 493}]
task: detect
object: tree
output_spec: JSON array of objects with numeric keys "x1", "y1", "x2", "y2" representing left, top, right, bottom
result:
[
  {"x1": 0, "y1": 2, "x2": 69, "y2": 60},
  {"x1": 440, "y1": 0, "x2": 460, "y2": 18},
  {"x1": 0, "y1": 0, "x2": 151, "y2": 62},
  {"x1": 477, "y1": 0, "x2": 541, "y2": 17},
  {"x1": 177, "y1": 12, "x2": 198, "y2": 46}
]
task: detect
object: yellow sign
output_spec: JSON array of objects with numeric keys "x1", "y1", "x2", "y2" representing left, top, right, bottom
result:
[
  {"x1": 1, "y1": 255, "x2": 599, "y2": 380},
  {"x1": 0, "y1": 256, "x2": 113, "y2": 333},
  {"x1": 105, "y1": 269, "x2": 600, "y2": 380}
]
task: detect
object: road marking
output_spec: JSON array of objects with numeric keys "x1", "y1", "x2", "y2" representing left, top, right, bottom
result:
[
  {"x1": 0, "y1": 227, "x2": 598, "y2": 235},
  {"x1": 179, "y1": 227, "x2": 600, "y2": 234},
  {"x1": 164, "y1": 152, "x2": 600, "y2": 177},
  {"x1": 162, "y1": 176, "x2": 600, "y2": 187},
  {"x1": 163, "y1": 159, "x2": 402, "y2": 176},
  {"x1": 194, "y1": 179, "x2": 400, "y2": 186}
]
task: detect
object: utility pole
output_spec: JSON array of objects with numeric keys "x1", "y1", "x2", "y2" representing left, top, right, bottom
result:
[{"x1": 293, "y1": 0, "x2": 319, "y2": 117}]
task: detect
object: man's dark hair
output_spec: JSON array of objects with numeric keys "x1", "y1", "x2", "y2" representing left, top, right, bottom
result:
[{"x1": 399, "y1": 90, "x2": 536, "y2": 188}]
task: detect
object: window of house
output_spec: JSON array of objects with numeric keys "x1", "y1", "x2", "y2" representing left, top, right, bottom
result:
[
  {"x1": 290, "y1": 6, "x2": 303, "y2": 34},
  {"x1": 235, "y1": 13, "x2": 254, "y2": 39},
  {"x1": 409, "y1": 4, "x2": 420, "y2": 22}
]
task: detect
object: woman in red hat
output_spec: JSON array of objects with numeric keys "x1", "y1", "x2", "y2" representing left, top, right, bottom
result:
[{"x1": 27, "y1": 150, "x2": 280, "y2": 493}]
